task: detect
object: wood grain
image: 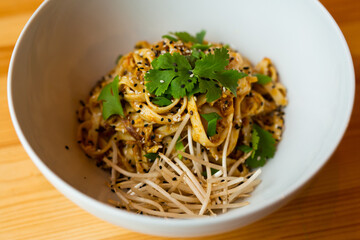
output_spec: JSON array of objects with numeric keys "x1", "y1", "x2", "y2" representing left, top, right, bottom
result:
[{"x1": 0, "y1": 1, "x2": 359, "y2": 239}]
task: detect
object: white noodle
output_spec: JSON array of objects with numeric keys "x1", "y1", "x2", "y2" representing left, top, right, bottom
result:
[{"x1": 165, "y1": 114, "x2": 190, "y2": 156}]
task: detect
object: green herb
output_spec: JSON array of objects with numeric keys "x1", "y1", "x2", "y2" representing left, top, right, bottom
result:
[
  {"x1": 144, "y1": 52, "x2": 195, "y2": 99},
  {"x1": 250, "y1": 127, "x2": 260, "y2": 157},
  {"x1": 255, "y1": 73, "x2": 272, "y2": 85},
  {"x1": 163, "y1": 30, "x2": 206, "y2": 44},
  {"x1": 152, "y1": 96, "x2": 172, "y2": 107},
  {"x1": 223, "y1": 44, "x2": 230, "y2": 49},
  {"x1": 172, "y1": 32, "x2": 197, "y2": 43},
  {"x1": 162, "y1": 35, "x2": 177, "y2": 42},
  {"x1": 236, "y1": 145, "x2": 253, "y2": 153},
  {"x1": 245, "y1": 124, "x2": 276, "y2": 168},
  {"x1": 201, "y1": 168, "x2": 219, "y2": 177},
  {"x1": 115, "y1": 54, "x2": 123, "y2": 64},
  {"x1": 97, "y1": 75, "x2": 124, "y2": 120},
  {"x1": 200, "y1": 112, "x2": 222, "y2": 137},
  {"x1": 145, "y1": 46, "x2": 247, "y2": 102},
  {"x1": 191, "y1": 43, "x2": 212, "y2": 50},
  {"x1": 194, "y1": 47, "x2": 247, "y2": 96},
  {"x1": 144, "y1": 153, "x2": 159, "y2": 162},
  {"x1": 195, "y1": 30, "x2": 206, "y2": 43},
  {"x1": 175, "y1": 137, "x2": 185, "y2": 159}
]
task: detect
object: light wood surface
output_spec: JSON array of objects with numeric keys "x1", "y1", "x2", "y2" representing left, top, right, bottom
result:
[{"x1": 0, "y1": 1, "x2": 359, "y2": 239}]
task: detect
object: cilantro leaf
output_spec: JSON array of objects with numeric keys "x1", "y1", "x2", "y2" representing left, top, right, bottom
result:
[
  {"x1": 145, "y1": 53, "x2": 194, "y2": 98},
  {"x1": 250, "y1": 126, "x2": 260, "y2": 157},
  {"x1": 164, "y1": 30, "x2": 206, "y2": 44},
  {"x1": 193, "y1": 47, "x2": 229, "y2": 77},
  {"x1": 97, "y1": 75, "x2": 124, "y2": 119},
  {"x1": 200, "y1": 112, "x2": 222, "y2": 137},
  {"x1": 237, "y1": 145, "x2": 253, "y2": 153},
  {"x1": 162, "y1": 34, "x2": 177, "y2": 42},
  {"x1": 144, "y1": 153, "x2": 159, "y2": 162},
  {"x1": 201, "y1": 168, "x2": 219, "y2": 177},
  {"x1": 216, "y1": 70, "x2": 247, "y2": 95},
  {"x1": 192, "y1": 43, "x2": 212, "y2": 50},
  {"x1": 195, "y1": 30, "x2": 206, "y2": 43},
  {"x1": 255, "y1": 73, "x2": 272, "y2": 85},
  {"x1": 186, "y1": 50, "x2": 205, "y2": 68},
  {"x1": 193, "y1": 47, "x2": 247, "y2": 97},
  {"x1": 175, "y1": 137, "x2": 185, "y2": 159},
  {"x1": 144, "y1": 70, "x2": 174, "y2": 96},
  {"x1": 115, "y1": 54, "x2": 123, "y2": 64},
  {"x1": 172, "y1": 32, "x2": 197, "y2": 43},
  {"x1": 152, "y1": 96, "x2": 172, "y2": 107},
  {"x1": 198, "y1": 78, "x2": 222, "y2": 102},
  {"x1": 245, "y1": 124, "x2": 276, "y2": 168}
]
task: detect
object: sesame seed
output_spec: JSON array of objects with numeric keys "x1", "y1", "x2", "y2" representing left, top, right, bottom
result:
[
  {"x1": 65, "y1": 145, "x2": 69, "y2": 150},
  {"x1": 136, "y1": 110, "x2": 141, "y2": 113},
  {"x1": 160, "y1": 80, "x2": 164, "y2": 83},
  {"x1": 184, "y1": 109, "x2": 188, "y2": 113},
  {"x1": 172, "y1": 177, "x2": 177, "y2": 181},
  {"x1": 173, "y1": 63, "x2": 177, "y2": 67},
  {"x1": 161, "y1": 118, "x2": 164, "y2": 121},
  {"x1": 181, "y1": 84, "x2": 185, "y2": 88},
  {"x1": 174, "y1": 68, "x2": 178, "y2": 72},
  {"x1": 139, "y1": 105, "x2": 143, "y2": 108},
  {"x1": 159, "y1": 165, "x2": 162, "y2": 169},
  {"x1": 131, "y1": 120, "x2": 135, "y2": 125},
  {"x1": 168, "y1": 119, "x2": 171, "y2": 122},
  {"x1": 190, "y1": 110, "x2": 193, "y2": 115}
]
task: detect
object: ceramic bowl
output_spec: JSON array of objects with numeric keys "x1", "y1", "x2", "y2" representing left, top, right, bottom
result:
[{"x1": 8, "y1": 0, "x2": 354, "y2": 237}]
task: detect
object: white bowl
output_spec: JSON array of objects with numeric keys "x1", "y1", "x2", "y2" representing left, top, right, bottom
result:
[{"x1": 8, "y1": 0, "x2": 354, "y2": 237}]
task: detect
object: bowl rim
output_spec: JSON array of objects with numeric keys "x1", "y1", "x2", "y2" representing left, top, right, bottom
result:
[{"x1": 7, "y1": 0, "x2": 355, "y2": 231}]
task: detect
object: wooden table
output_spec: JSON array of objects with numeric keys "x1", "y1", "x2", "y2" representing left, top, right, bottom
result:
[{"x1": 0, "y1": 1, "x2": 359, "y2": 239}]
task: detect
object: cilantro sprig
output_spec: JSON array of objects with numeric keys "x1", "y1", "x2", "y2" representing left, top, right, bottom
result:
[
  {"x1": 175, "y1": 137, "x2": 185, "y2": 159},
  {"x1": 145, "y1": 47, "x2": 247, "y2": 102},
  {"x1": 238, "y1": 124, "x2": 276, "y2": 168},
  {"x1": 152, "y1": 96, "x2": 172, "y2": 107},
  {"x1": 162, "y1": 30, "x2": 206, "y2": 44},
  {"x1": 255, "y1": 73, "x2": 272, "y2": 85},
  {"x1": 98, "y1": 76, "x2": 124, "y2": 120},
  {"x1": 144, "y1": 153, "x2": 159, "y2": 162},
  {"x1": 200, "y1": 112, "x2": 222, "y2": 137},
  {"x1": 201, "y1": 168, "x2": 219, "y2": 177}
]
